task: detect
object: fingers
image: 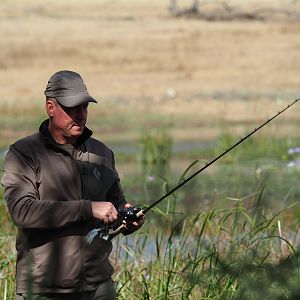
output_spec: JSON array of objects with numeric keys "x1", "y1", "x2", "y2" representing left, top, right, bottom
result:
[
  {"x1": 124, "y1": 216, "x2": 145, "y2": 232},
  {"x1": 91, "y1": 201, "x2": 118, "y2": 224},
  {"x1": 91, "y1": 201, "x2": 144, "y2": 227},
  {"x1": 105, "y1": 209, "x2": 118, "y2": 224}
]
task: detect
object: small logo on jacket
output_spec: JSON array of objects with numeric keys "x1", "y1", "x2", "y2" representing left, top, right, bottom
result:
[{"x1": 93, "y1": 167, "x2": 101, "y2": 180}]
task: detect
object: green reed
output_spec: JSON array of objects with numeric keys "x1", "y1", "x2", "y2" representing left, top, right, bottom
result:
[
  {"x1": 111, "y1": 159, "x2": 300, "y2": 299},
  {"x1": 138, "y1": 130, "x2": 173, "y2": 177},
  {"x1": 0, "y1": 201, "x2": 16, "y2": 299},
  {"x1": 112, "y1": 198, "x2": 300, "y2": 299},
  {"x1": 214, "y1": 130, "x2": 297, "y2": 164}
]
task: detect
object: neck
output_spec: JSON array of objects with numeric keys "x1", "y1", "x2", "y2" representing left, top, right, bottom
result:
[{"x1": 48, "y1": 122, "x2": 77, "y2": 146}]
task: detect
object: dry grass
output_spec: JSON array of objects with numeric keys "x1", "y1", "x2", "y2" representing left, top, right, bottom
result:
[{"x1": 0, "y1": 0, "x2": 300, "y2": 144}]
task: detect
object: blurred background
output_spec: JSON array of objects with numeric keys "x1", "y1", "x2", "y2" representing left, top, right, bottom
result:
[
  {"x1": 1, "y1": 0, "x2": 299, "y2": 208},
  {"x1": 1, "y1": 0, "x2": 300, "y2": 298}
]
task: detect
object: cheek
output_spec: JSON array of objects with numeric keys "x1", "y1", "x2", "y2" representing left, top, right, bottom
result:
[
  {"x1": 83, "y1": 111, "x2": 88, "y2": 122},
  {"x1": 53, "y1": 111, "x2": 73, "y2": 129}
]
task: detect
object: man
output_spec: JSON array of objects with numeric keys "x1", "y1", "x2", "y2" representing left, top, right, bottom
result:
[{"x1": 1, "y1": 70, "x2": 144, "y2": 299}]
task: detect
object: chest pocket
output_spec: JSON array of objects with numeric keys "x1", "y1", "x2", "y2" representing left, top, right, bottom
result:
[{"x1": 78, "y1": 159, "x2": 117, "y2": 201}]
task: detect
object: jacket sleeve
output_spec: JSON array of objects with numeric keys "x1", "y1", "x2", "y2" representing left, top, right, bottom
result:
[{"x1": 1, "y1": 145, "x2": 93, "y2": 229}]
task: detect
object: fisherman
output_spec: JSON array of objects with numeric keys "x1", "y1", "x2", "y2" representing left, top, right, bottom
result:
[{"x1": 1, "y1": 70, "x2": 144, "y2": 300}]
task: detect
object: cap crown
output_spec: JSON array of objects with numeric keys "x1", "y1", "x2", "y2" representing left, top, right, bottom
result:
[{"x1": 44, "y1": 70, "x2": 97, "y2": 107}]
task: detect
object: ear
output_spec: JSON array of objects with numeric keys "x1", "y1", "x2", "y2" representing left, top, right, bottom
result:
[{"x1": 46, "y1": 99, "x2": 56, "y2": 117}]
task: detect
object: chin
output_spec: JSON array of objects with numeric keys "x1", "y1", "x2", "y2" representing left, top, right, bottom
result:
[{"x1": 71, "y1": 129, "x2": 84, "y2": 137}]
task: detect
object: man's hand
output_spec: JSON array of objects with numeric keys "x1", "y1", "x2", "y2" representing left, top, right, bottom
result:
[
  {"x1": 91, "y1": 201, "x2": 118, "y2": 224},
  {"x1": 122, "y1": 203, "x2": 144, "y2": 234}
]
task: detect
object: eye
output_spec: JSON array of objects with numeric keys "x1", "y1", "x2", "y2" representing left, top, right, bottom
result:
[{"x1": 57, "y1": 101, "x2": 88, "y2": 115}]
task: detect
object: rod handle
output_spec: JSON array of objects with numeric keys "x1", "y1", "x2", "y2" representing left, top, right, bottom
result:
[
  {"x1": 108, "y1": 224, "x2": 127, "y2": 240},
  {"x1": 136, "y1": 209, "x2": 144, "y2": 218},
  {"x1": 108, "y1": 209, "x2": 145, "y2": 240}
]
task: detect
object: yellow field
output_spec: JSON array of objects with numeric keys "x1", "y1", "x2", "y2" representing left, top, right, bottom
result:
[{"x1": 0, "y1": 0, "x2": 300, "y2": 144}]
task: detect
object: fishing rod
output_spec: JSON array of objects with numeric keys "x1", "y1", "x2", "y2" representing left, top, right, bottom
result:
[{"x1": 108, "y1": 98, "x2": 299, "y2": 240}]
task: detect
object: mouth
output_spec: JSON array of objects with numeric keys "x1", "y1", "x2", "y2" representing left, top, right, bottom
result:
[{"x1": 72, "y1": 124, "x2": 84, "y2": 129}]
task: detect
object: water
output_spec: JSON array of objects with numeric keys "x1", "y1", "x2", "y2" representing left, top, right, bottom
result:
[
  {"x1": 0, "y1": 149, "x2": 7, "y2": 159},
  {"x1": 107, "y1": 140, "x2": 215, "y2": 155},
  {"x1": 2, "y1": 142, "x2": 300, "y2": 170}
]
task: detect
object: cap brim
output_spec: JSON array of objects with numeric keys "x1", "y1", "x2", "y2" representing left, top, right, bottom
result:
[{"x1": 56, "y1": 94, "x2": 97, "y2": 107}]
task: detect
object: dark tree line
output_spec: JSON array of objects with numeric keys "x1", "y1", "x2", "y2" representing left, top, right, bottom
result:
[{"x1": 169, "y1": 0, "x2": 300, "y2": 21}]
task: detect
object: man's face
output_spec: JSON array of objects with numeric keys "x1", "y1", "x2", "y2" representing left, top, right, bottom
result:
[{"x1": 47, "y1": 99, "x2": 88, "y2": 144}]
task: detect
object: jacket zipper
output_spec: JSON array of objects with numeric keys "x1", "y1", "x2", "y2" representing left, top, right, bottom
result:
[{"x1": 72, "y1": 146, "x2": 88, "y2": 290}]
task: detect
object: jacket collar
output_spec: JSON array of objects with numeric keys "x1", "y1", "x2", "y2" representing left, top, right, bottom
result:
[{"x1": 39, "y1": 119, "x2": 93, "y2": 149}]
